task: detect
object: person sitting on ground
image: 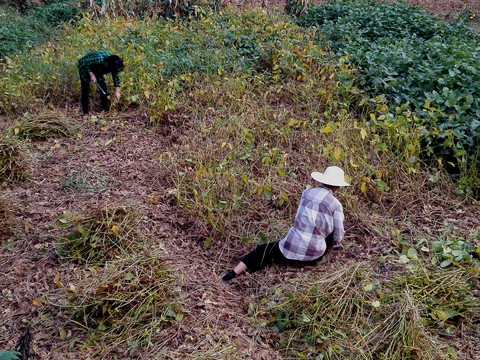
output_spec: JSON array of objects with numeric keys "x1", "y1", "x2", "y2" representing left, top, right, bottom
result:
[
  {"x1": 222, "y1": 166, "x2": 350, "y2": 282},
  {"x1": 77, "y1": 51, "x2": 124, "y2": 119}
]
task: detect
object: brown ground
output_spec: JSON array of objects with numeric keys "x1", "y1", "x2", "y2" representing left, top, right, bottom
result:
[{"x1": 1, "y1": 1, "x2": 480, "y2": 359}]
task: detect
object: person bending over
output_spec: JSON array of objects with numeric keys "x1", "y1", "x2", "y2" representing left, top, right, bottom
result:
[
  {"x1": 222, "y1": 166, "x2": 350, "y2": 282},
  {"x1": 77, "y1": 51, "x2": 124, "y2": 118}
]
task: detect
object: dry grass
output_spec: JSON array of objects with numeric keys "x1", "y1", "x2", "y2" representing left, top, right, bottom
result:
[
  {"x1": 0, "y1": 135, "x2": 30, "y2": 183},
  {"x1": 0, "y1": 194, "x2": 13, "y2": 237}
]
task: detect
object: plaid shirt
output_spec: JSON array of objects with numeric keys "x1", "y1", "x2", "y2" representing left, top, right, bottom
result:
[
  {"x1": 279, "y1": 186, "x2": 345, "y2": 261},
  {"x1": 77, "y1": 51, "x2": 121, "y2": 87}
]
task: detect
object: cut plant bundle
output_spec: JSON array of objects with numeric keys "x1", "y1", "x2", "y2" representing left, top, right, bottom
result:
[
  {"x1": 9, "y1": 111, "x2": 75, "y2": 140},
  {"x1": 51, "y1": 251, "x2": 182, "y2": 354},
  {"x1": 57, "y1": 206, "x2": 146, "y2": 265},
  {"x1": 261, "y1": 262, "x2": 479, "y2": 359}
]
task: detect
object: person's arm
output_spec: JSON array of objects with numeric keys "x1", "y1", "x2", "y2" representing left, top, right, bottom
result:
[
  {"x1": 332, "y1": 208, "x2": 345, "y2": 248},
  {"x1": 89, "y1": 71, "x2": 97, "y2": 83},
  {"x1": 112, "y1": 72, "x2": 121, "y2": 99}
]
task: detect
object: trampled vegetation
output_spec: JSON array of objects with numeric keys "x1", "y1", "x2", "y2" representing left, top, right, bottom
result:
[{"x1": 0, "y1": 1, "x2": 479, "y2": 359}]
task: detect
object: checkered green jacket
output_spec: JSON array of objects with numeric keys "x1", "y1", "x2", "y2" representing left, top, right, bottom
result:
[{"x1": 78, "y1": 51, "x2": 121, "y2": 87}]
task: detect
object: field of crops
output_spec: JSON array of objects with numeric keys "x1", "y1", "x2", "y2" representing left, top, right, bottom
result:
[{"x1": 1, "y1": 1, "x2": 479, "y2": 359}]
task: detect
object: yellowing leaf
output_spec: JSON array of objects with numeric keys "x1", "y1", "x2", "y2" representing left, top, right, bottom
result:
[
  {"x1": 144, "y1": 90, "x2": 150, "y2": 99},
  {"x1": 360, "y1": 182, "x2": 367, "y2": 194},
  {"x1": 14, "y1": 127, "x2": 19, "y2": 135},
  {"x1": 111, "y1": 225, "x2": 119, "y2": 235},
  {"x1": 380, "y1": 105, "x2": 388, "y2": 111},
  {"x1": 431, "y1": 308, "x2": 449, "y2": 321},
  {"x1": 54, "y1": 273, "x2": 64, "y2": 288},
  {"x1": 150, "y1": 197, "x2": 158, "y2": 205},
  {"x1": 33, "y1": 299, "x2": 43, "y2": 306},
  {"x1": 469, "y1": 267, "x2": 478, "y2": 277},
  {"x1": 59, "y1": 327, "x2": 67, "y2": 340},
  {"x1": 278, "y1": 168, "x2": 285, "y2": 177},
  {"x1": 321, "y1": 125, "x2": 334, "y2": 133},
  {"x1": 360, "y1": 128, "x2": 367, "y2": 140},
  {"x1": 333, "y1": 146, "x2": 342, "y2": 160},
  {"x1": 96, "y1": 285, "x2": 109, "y2": 293}
]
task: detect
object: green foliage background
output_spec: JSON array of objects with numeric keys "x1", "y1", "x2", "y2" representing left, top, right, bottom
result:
[
  {"x1": 0, "y1": 0, "x2": 78, "y2": 58},
  {"x1": 297, "y1": 0, "x2": 480, "y2": 190}
]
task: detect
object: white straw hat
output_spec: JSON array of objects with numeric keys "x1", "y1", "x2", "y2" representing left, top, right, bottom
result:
[{"x1": 311, "y1": 166, "x2": 350, "y2": 187}]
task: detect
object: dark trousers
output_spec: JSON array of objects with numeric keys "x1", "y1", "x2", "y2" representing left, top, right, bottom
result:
[
  {"x1": 241, "y1": 233, "x2": 334, "y2": 273},
  {"x1": 80, "y1": 77, "x2": 109, "y2": 115}
]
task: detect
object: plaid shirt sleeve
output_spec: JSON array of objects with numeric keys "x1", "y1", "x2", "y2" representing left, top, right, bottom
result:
[
  {"x1": 111, "y1": 71, "x2": 121, "y2": 87},
  {"x1": 332, "y1": 206, "x2": 345, "y2": 247}
]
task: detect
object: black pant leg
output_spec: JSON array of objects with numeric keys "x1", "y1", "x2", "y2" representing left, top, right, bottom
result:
[
  {"x1": 241, "y1": 241, "x2": 284, "y2": 273},
  {"x1": 97, "y1": 79, "x2": 110, "y2": 111},
  {"x1": 80, "y1": 78, "x2": 90, "y2": 115},
  {"x1": 325, "y1": 232, "x2": 334, "y2": 250}
]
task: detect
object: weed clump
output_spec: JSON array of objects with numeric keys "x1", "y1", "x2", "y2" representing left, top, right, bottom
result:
[
  {"x1": 0, "y1": 136, "x2": 30, "y2": 183},
  {"x1": 9, "y1": 111, "x2": 75, "y2": 140},
  {"x1": 57, "y1": 206, "x2": 145, "y2": 265},
  {"x1": 54, "y1": 252, "x2": 182, "y2": 353},
  {"x1": 60, "y1": 168, "x2": 109, "y2": 193}
]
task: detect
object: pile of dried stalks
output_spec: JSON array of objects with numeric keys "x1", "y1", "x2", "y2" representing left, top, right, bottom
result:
[{"x1": 260, "y1": 262, "x2": 479, "y2": 359}]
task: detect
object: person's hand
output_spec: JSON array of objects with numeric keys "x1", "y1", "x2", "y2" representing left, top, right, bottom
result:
[
  {"x1": 114, "y1": 87, "x2": 121, "y2": 99},
  {"x1": 89, "y1": 72, "x2": 97, "y2": 83}
]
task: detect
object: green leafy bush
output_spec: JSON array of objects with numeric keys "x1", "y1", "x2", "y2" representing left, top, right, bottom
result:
[
  {"x1": 296, "y1": 0, "x2": 480, "y2": 189},
  {"x1": 430, "y1": 226, "x2": 480, "y2": 272},
  {"x1": 0, "y1": 9, "x2": 323, "y2": 117},
  {"x1": 0, "y1": 1, "x2": 77, "y2": 58}
]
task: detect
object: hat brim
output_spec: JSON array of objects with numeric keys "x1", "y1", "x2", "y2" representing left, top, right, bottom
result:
[{"x1": 311, "y1": 171, "x2": 351, "y2": 187}]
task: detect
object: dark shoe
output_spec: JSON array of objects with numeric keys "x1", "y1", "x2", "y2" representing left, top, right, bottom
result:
[{"x1": 222, "y1": 270, "x2": 236, "y2": 282}]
